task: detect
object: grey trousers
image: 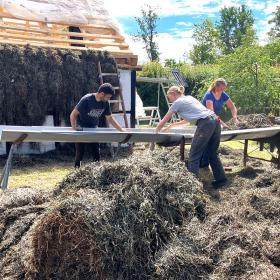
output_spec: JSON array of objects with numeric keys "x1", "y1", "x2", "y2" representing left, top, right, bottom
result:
[{"x1": 188, "y1": 118, "x2": 226, "y2": 181}]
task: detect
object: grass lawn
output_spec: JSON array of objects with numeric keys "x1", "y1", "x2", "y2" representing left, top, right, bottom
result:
[
  {"x1": 7, "y1": 162, "x2": 73, "y2": 190},
  {"x1": 221, "y1": 140, "x2": 277, "y2": 160}
]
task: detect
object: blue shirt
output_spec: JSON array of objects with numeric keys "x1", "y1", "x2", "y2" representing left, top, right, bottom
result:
[{"x1": 202, "y1": 91, "x2": 230, "y2": 115}]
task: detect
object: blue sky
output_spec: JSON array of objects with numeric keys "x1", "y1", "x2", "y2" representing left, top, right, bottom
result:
[{"x1": 102, "y1": 0, "x2": 279, "y2": 63}]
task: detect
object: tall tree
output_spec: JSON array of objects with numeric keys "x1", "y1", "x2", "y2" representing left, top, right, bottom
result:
[
  {"x1": 218, "y1": 5, "x2": 256, "y2": 54},
  {"x1": 189, "y1": 19, "x2": 220, "y2": 64},
  {"x1": 134, "y1": 5, "x2": 160, "y2": 61},
  {"x1": 268, "y1": 6, "x2": 280, "y2": 39}
]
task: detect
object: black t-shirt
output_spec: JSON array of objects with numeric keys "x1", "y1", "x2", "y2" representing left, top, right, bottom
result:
[{"x1": 75, "y1": 93, "x2": 111, "y2": 128}]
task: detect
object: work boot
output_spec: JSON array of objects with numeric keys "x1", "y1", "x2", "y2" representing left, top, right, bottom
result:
[{"x1": 212, "y1": 178, "x2": 229, "y2": 189}]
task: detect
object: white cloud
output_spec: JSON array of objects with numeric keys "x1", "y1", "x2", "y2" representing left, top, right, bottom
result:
[
  {"x1": 176, "y1": 21, "x2": 193, "y2": 28},
  {"x1": 262, "y1": 0, "x2": 279, "y2": 15},
  {"x1": 256, "y1": 18, "x2": 274, "y2": 45},
  {"x1": 102, "y1": 0, "x2": 249, "y2": 18},
  {"x1": 124, "y1": 30, "x2": 194, "y2": 64},
  {"x1": 157, "y1": 32, "x2": 194, "y2": 62},
  {"x1": 124, "y1": 36, "x2": 149, "y2": 64}
]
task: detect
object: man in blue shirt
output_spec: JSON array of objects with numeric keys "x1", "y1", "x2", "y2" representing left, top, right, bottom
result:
[{"x1": 70, "y1": 83, "x2": 123, "y2": 168}]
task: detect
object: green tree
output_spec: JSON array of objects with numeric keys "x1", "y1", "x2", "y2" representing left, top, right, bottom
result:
[
  {"x1": 218, "y1": 5, "x2": 256, "y2": 54},
  {"x1": 164, "y1": 58, "x2": 177, "y2": 68},
  {"x1": 134, "y1": 5, "x2": 160, "y2": 61},
  {"x1": 264, "y1": 40, "x2": 280, "y2": 65},
  {"x1": 268, "y1": 6, "x2": 280, "y2": 39},
  {"x1": 218, "y1": 46, "x2": 279, "y2": 114},
  {"x1": 189, "y1": 19, "x2": 220, "y2": 64}
]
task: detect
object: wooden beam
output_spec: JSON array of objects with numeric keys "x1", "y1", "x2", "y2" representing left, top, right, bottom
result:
[
  {"x1": 0, "y1": 12, "x2": 119, "y2": 33},
  {"x1": 0, "y1": 23, "x2": 125, "y2": 41},
  {"x1": 0, "y1": 31, "x2": 129, "y2": 49}
]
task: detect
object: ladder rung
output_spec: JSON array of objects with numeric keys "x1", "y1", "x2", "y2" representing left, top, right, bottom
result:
[{"x1": 100, "y1": 73, "x2": 118, "y2": 77}]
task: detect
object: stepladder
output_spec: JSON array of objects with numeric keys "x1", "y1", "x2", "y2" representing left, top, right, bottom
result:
[{"x1": 136, "y1": 106, "x2": 161, "y2": 127}]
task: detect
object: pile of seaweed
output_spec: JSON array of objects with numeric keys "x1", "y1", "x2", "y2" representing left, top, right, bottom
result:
[
  {"x1": 1, "y1": 149, "x2": 280, "y2": 280},
  {"x1": 0, "y1": 150, "x2": 207, "y2": 280},
  {"x1": 0, "y1": 44, "x2": 119, "y2": 126},
  {"x1": 227, "y1": 114, "x2": 273, "y2": 129}
]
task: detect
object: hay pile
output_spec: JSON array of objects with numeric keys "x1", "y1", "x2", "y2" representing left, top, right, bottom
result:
[
  {"x1": 227, "y1": 114, "x2": 273, "y2": 129},
  {"x1": 1, "y1": 149, "x2": 280, "y2": 279},
  {"x1": 0, "y1": 44, "x2": 119, "y2": 126},
  {"x1": 0, "y1": 187, "x2": 51, "y2": 279},
  {"x1": 0, "y1": 150, "x2": 207, "y2": 279}
]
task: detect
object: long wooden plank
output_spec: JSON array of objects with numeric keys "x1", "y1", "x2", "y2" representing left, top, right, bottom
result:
[
  {"x1": 0, "y1": 11, "x2": 119, "y2": 31},
  {"x1": 0, "y1": 39, "x2": 135, "y2": 55},
  {"x1": 0, "y1": 23, "x2": 125, "y2": 41},
  {"x1": 0, "y1": 31, "x2": 129, "y2": 49}
]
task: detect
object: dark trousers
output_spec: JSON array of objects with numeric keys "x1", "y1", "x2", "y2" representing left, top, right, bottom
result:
[
  {"x1": 188, "y1": 118, "x2": 226, "y2": 181},
  {"x1": 200, "y1": 151, "x2": 210, "y2": 168},
  {"x1": 74, "y1": 143, "x2": 100, "y2": 167}
]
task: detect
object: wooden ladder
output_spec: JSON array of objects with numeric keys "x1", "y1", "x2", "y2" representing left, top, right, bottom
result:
[{"x1": 97, "y1": 61, "x2": 129, "y2": 128}]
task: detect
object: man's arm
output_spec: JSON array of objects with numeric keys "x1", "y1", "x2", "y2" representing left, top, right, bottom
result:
[
  {"x1": 106, "y1": 115, "x2": 124, "y2": 131},
  {"x1": 70, "y1": 108, "x2": 81, "y2": 130}
]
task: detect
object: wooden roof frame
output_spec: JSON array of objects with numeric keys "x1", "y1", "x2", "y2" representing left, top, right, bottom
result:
[{"x1": 0, "y1": 7, "x2": 139, "y2": 69}]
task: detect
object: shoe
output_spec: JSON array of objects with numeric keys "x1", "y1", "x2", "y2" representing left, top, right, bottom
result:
[{"x1": 212, "y1": 178, "x2": 229, "y2": 189}]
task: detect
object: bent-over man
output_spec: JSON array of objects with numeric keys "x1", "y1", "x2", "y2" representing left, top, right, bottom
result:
[{"x1": 70, "y1": 83, "x2": 123, "y2": 167}]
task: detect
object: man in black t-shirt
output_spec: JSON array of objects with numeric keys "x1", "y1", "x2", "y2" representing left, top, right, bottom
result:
[{"x1": 70, "y1": 83, "x2": 123, "y2": 167}]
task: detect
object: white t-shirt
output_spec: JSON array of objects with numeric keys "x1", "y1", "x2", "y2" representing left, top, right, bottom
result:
[{"x1": 169, "y1": 95, "x2": 214, "y2": 124}]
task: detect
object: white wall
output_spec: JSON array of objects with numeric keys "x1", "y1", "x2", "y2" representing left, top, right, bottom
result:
[
  {"x1": 119, "y1": 69, "x2": 131, "y2": 112},
  {"x1": 110, "y1": 113, "x2": 131, "y2": 129}
]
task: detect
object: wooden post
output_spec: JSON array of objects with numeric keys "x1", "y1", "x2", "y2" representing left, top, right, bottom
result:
[
  {"x1": 180, "y1": 137, "x2": 185, "y2": 161},
  {"x1": 276, "y1": 147, "x2": 280, "y2": 169},
  {"x1": 1, "y1": 133, "x2": 28, "y2": 190},
  {"x1": 243, "y1": 139, "x2": 249, "y2": 167}
]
